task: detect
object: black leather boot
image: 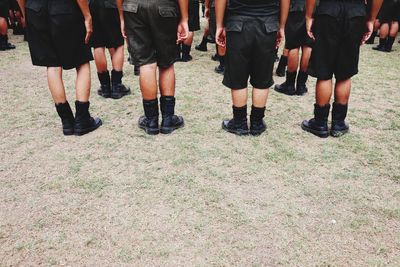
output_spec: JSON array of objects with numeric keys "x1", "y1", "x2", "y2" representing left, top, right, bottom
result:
[
  {"x1": 175, "y1": 43, "x2": 182, "y2": 62},
  {"x1": 160, "y1": 96, "x2": 184, "y2": 134},
  {"x1": 97, "y1": 71, "x2": 111, "y2": 98},
  {"x1": 214, "y1": 56, "x2": 225, "y2": 75},
  {"x1": 296, "y1": 71, "x2": 309, "y2": 96},
  {"x1": 386, "y1": 37, "x2": 395, "y2": 52},
  {"x1": 222, "y1": 105, "x2": 249, "y2": 136},
  {"x1": 366, "y1": 31, "x2": 377, "y2": 44},
  {"x1": 55, "y1": 102, "x2": 75, "y2": 136},
  {"x1": 0, "y1": 35, "x2": 16, "y2": 51},
  {"x1": 331, "y1": 102, "x2": 349, "y2": 137},
  {"x1": 274, "y1": 71, "x2": 297, "y2": 96},
  {"x1": 301, "y1": 104, "x2": 330, "y2": 138},
  {"x1": 139, "y1": 99, "x2": 160, "y2": 135},
  {"x1": 74, "y1": 101, "x2": 102, "y2": 136},
  {"x1": 134, "y1": 65, "x2": 140, "y2": 76},
  {"x1": 373, "y1": 38, "x2": 387, "y2": 52},
  {"x1": 181, "y1": 44, "x2": 193, "y2": 62},
  {"x1": 195, "y1": 37, "x2": 208, "y2": 52},
  {"x1": 111, "y1": 70, "x2": 131, "y2": 99},
  {"x1": 276, "y1": 55, "x2": 287, "y2": 77},
  {"x1": 250, "y1": 106, "x2": 267, "y2": 136}
]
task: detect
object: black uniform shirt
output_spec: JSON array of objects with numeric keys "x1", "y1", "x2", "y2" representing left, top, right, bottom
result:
[
  {"x1": 317, "y1": 0, "x2": 366, "y2": 18},
  {"x1": 25, "y1": 0, "x2": 80, "y2": 14},
  {"x1": 227, "y1": 0, "x2": 279, "y2": 17},
  {"x1": 290, "y1": 0, "x2": 305, "y2": 12}
]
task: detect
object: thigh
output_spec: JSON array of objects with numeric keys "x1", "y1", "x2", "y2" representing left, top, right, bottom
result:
[
  {"x1": 223, "y1": 17, "x2": 252, "y2": 89},
  {"x1": 251, "y1": 19, "x2": 277, "y2": 89},
  {"x1": 308, "y1": 15, "x2": 340, "y2": 80},
  {"x1": 150, "y1": 2, "x2": 179, "y2": 68},
  {"x1": 25, "y1": 8, "x2": 60, "y2": 67},
  {"x1": 335, "y1": 17, "x2": 365, "y2": 80},
  {"x1": 124, "y1": 8, "x2": 156, "y2": 67},
  {"x1": 50, "y1": 12, "x2": 93, "y2": 70}
]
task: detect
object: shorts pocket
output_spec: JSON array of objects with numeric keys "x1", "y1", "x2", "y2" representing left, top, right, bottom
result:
[
  {"x1": 123, "y1": 2, "x2": 138, "y2": 13},
  {"x1": 159, "y1": 7, "x2": 178, "y2": 18},
  {"x1": 225, "y1": 21, "x2": 243, "y2": 32}
]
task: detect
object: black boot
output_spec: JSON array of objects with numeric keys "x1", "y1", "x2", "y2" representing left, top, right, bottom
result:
[
  {"x1": 386, "y1": 37, "x2": 395, "y2": 52},
  {"x1": 195, "y1": 37, "x2": 208, "y2": 52},
  {"x1": 222, "y1": 105, "x2": 249, "y2": 136},
  {"x1": 13, "y1": 25, "x2": 25, "y2": 35},
  {"x1": 214, "y1": 55, "x2": 225, "y2": 74},
  {"x1": 296, "y1": 71, "x2": 309, "y2": 96},
  {"x1": 331, "y1": 102, "x2": 349, "y2": 137},
  {"x1": 134, "y1": 65, "x2": 140, "y2": 76},
  {"x1": 373, "y1": 38, "x2": 387, "y2": 52},
  {"x1": 366, "y1": 31, "x2": 377, "y2": 44},
  {"x1": 250, "y1": 106, "x2": 267, "y2": 136},
  {"x1": 74, "y1": 101, "x2": 102, "y2": 136},
  {"x1": 55, "y1": 102, "x2": 75, "y2": 136},
  {"x1": 111, "y1": 70, "x2": 131, "y2": 99},
  {"x1": 276, "y1": 55, "x2": 287, "y2": 77},
  {"x1": 139, "y1": 99, "x2": 160, "y2": 135},
  {"x1": 0, "y1": 35, "x2": 16, "y2": 51},
  {"x1": 160, "y1": 96, "x2": 184, "y2": 134},
  {"x1": 301, "y1": 104, "x2": 330, "y2": 138},
  {"x1": 175, "y1": 43, "x2": 182, "y2": 62},
  {"x1": 181, "y1": 44, "x2": 193, "y2": 62},
  {"x1": 274, "y1": 71, "x2": 297, "y2": 96},
  {"x1": 97, "y1": 71, "x2": 111, "y2": 98}
]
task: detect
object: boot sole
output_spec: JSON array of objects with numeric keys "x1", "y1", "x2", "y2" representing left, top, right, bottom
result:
[
  {"x1": 63, "y1": 129, "x2": 74, "y2": 136},
  {"x1": 274, "y1": 87, "x2": 296, "y2": 96},
  {"x1": 74, "y1": 121, "x2": 103, "y2": 136},
  {"x1": 331, "y1": 129, "x2": 349, "y2": 138},
  {"x1": 250, "y1": 128, "x2": 266, "y2": 136},
  {"x1": 160, "y1": 123, "x2": 185, "y2": 134},
  {"x1": 222, "y1": 126, "x2": 249, "y2": 136},
  {"x1": 139, "y1": 125, "x2": 160, "y2": 135},
  {"x1": 301, "y1": 124, "x2": 329, "y2": 138}
]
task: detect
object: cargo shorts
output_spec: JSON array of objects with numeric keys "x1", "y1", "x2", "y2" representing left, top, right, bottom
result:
[{"x1": 123, "y1": 0, "x2": 179, "y2": 68}]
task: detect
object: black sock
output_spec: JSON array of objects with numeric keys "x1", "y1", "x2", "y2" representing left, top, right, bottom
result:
[
  {"x1": 233, "y1": 105, "x2": 247, "y2": 121},
  {"x1": 219, "y1": 55, "x2": 225, "y2": 66},
  {"x1": 250, "y1": 106, "x2": 266, "y2": 122},
  {"x1": 97, "y1": 71, "x2": 110, "y2": 86},
  {"x1": 111, "y1": 70, "x2": 123, "y2": 85},
  {"x1": 297, "y1": 71, "x2": 308, "y2": 85},
  {"x1": 143, "y1": 99, "x2": 159, "y2": 118},
  {"x1": 286, "y1": 71, "x2": 297, "y2": 86},
  {"x1": 182, "y1": 44, "x2": 191, "y2": 57},
  {"x1": 379, "y1": 38, "x2": 386, "y2": 47},
  {"x1": 160, "y1": 96, "x2": 175, "y2": 116}
]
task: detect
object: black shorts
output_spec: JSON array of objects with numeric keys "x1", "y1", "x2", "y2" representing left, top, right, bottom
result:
[
  {"x1": 308, "y1": 15, "x2": 365, "y2": 81},
  {"x1": 188, "y1": 0, "x2": 200, "y2": 31},
  {"x1": 379, "y1": 0, "x2": 400, "y2": 23},
  {"x1": 89, "y1": 2, "x2": 124, "y2": 49},
  {"x1": 0, "y1": 0, "x2": 9, "y2": 18},
  {"x1": 223, "y1": 15, "x2": 278, "y2": 89},
  {"x1": 123, "y1": 0, "x2": 178, "y2": 68},
  {"x1": 285, "y1": 11, "x2": 314, "y2": 50},
  {"x1": 209, "y1": 7, "x2": 216, "y2": 41},
  {"x1": 25, "y1": 6, "x2": 93, "y2": 70}
]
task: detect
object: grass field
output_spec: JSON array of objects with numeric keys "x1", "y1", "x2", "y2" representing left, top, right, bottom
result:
[{"x1": 0, "y1": 24, "x2": 399, "y2": 266}]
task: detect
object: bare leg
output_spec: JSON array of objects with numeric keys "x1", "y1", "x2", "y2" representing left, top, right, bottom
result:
[
  {"x1": 159, "y1": 65, "x2": 175, "y2": 96},
  {"x1": 110, "y1": 45, "x2": 124, "y2": 72},
  {"x1": 184, "y1": 32, "x2": 194, "y2": 46},
  {"x1": 75, "y1": 63, "x2": 91, "y2": 102},
  {"x1": 287, "y1": 48, "x2": 300, "y2": 72},
  {"x1": 231, "y1": 88, "x2": 248, "y2": 107},
  {"x1": 47, "y1": 67, "x2": 67, "y2": 104},
  {"x1": 300, "y1": 46, "x2": 312, "y2": 72},
  {"x1": 252, "y1": 88, "x2": 269, "y2": 108},
  {"x1": 140, "y1": 63, "x2": 158, "y2": 100},
  {"x1": 334, "y1": 79, "x2": 351, "y2": 105},
  {"x1": 316, "y1": 80, "x2": 333, "y2": 106},
  {"x1": 379, "y1": 23, "x2": 389, "y2": 38},
  {"x1": 0, "y1": 17, "x2": 8, "y2": 35},
  {"x1": 93, "y1": 47, "x2": 108, "y2": 73}
]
